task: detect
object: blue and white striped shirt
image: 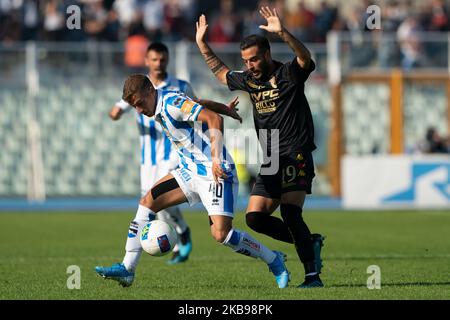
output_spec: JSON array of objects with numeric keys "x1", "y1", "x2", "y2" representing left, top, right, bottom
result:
[
  {"x1": 154, "y1": 89, "x2": 237, "y2": 182},
  {"x1": 116, "y1": 75, "x2": 195, "y2": 166}
]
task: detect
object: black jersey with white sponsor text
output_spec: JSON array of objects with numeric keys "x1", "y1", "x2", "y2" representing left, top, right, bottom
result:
[{"x1": 226, "y1": 58, "x2": 316, "y2": 156}]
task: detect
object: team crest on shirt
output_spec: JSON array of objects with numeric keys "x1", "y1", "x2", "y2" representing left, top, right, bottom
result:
[
  {"x1": 269, "y1": 77, "x2": 278, "y2": 89},
  {"x1": 247, "y1": 81, "x2": 265, "y2": 90},
  {"x1": 181, "y1": 100, "x2": 195, "y2": 114}
]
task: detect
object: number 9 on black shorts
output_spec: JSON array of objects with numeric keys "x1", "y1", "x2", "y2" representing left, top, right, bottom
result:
[{"x1": 250, "y1": 151, "x2": 315, "y2": 199}]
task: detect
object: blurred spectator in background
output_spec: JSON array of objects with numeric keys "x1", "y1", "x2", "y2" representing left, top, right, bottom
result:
[
  {"x1": 208, "y1": 0, "x2": 241, "y2": 44},
  {"x1": 429, "y1": 0, "x2": 449, "y2": 31},
  {"x1": 347, "y1": 4, "x2": 377, "y2": 67},
  {"x1": 313, "y1": 1, "x2": 337, "y2": 42},
  {"x1": 383, "y1": 0, "x2": 408, "y2": 31},
  {"x1": 424, "y1": 127, "x2": 449, "y2": 153},
  {"x1": 163, "y1": 0, "x2": 188, "y2": 41},
  {"x1": 141, "y1": 0, "x2": 164, "y2": 41},
  {"x1": 242, "y1": 0, "x2": 270, "y2": 36},
  {"x1": 420, "y1": 0, "x2": 450, "y2": 66},
  {"x1": 397, "y1": 15, "x2": 426, "y2": 69},
  {"x1": 376, "y1": 1, "x2": 403, "y2": 68},
  {"x1": 113, "y1": 0, "x2": 137, "y2": 33},
  {"x1": 0, "y1": 0, "x2": 22, "y2": 42},
  {"x1": 124, "y1": 22, "x2": 149, "y2": 73},
  {"x1": 43, "y1": 0, "x2": 65, "y2": 41},
  {"x1": 1, "y1": 0, "x2": 450, "y2": 56},
  {"x1": 22, "y1": 0, "x2": 40, "y2": 41},
  {"x1": 84, "y1": 0, "x2": 109, "y2": 40},
  {"x1": 284, "y1": 0, "x2": 315, "y2": 42}
]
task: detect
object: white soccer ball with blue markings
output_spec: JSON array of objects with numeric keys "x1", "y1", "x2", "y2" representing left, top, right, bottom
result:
[{"x1": 140, "y1": 220, "x2": 178, "y2": 256}]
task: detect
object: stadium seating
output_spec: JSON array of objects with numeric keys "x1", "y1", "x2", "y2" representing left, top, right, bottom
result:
[
  {"x1": 403, "y1": 83, "x2": 448, "y2": 153},
  {"x1": 1, "y1": 40, "x2": 448, "y2": 198},
  {"x1": 2, "y1": 78, "x2": 447, "y2": 197}
]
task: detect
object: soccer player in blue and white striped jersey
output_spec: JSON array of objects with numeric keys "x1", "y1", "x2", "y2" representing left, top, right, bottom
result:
[
  {"x1": 95, "y1": 74, "x2": 290, "y2": 288},
  {"x1": 108, "y1": 43, "x2": 195, "y2": 266}
]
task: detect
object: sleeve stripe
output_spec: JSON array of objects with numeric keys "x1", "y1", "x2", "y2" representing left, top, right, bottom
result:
[{"x1": 192, "y1": 105, "x2": 203, "y2": 121}]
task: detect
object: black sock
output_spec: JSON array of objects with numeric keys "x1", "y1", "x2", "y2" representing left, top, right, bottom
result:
[
  {"x1": 179, "y1": 227, "x2": 191, "y2": 245},
  {"x1": 305, "y1": 273, "x2": 321, "y2": 282},
  {"x1": 246, "y1": 212, "x2": 293, "y2": 243},
  {"x1": 280, "y1": 204, "x2": 316, "y2": 273}
]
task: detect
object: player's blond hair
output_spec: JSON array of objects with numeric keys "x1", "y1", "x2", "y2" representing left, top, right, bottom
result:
[{"x1": 122, "y1": 74, "x2": 152, "y2": 104}]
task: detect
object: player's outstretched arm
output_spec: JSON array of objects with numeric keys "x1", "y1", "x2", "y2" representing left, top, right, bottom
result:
[
  {"x1": 109, "y1": 105, "x2": 123, "y2": 121},
  {"x1": 194, "y1": 97, "x2": 242, "y2": 123},
  {"x1": 259, "y1": 6, "x2": 312, "y2": 69},
  {"x1": 196, "y1": 14, "x2": 230, "y2": 85}
]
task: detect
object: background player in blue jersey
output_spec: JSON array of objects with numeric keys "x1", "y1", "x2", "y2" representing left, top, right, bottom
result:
[
  {"x1": 108, "y1": 43, "x2": 195, "y2": 266},
  {"x1": 96, "y1": 74, "x2": 290, "y2": 288}
]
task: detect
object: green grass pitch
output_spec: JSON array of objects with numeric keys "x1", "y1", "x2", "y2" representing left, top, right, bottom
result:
[{"x1": 0, "y1": 209, "x2": 449, "y2": 300}]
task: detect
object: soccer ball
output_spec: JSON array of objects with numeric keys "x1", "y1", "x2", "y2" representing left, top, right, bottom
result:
[{"x1": 140, "y1": 220, "x2": 178, "y2": 256}]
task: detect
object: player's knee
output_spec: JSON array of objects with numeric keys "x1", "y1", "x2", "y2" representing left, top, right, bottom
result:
[
  {"x1": 280, "y1": 204, "x2": 303, "y2": 223},
  {"x1": 211, "y1": 229, "x2": 229, "y2": 243},
  {"x1": 139, "y1": 196, "x2": 156, "y2": 212},
  {"x1": 246, "y1": 211, "x2": 269, "y2": 232}
]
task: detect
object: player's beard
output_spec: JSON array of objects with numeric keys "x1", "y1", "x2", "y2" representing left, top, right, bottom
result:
[{"x1": 257, "y1": 61, "x2": 271, "y2": 81}]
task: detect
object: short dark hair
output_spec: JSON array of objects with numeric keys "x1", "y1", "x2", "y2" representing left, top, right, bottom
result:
[
  {"x1": 240, "y1": 35, "x2": 270, "y2": 53},
  {"x1": 147, "y1": 42, "x2": 169, "y2": 54},
  {"x1": 122, "y1": 74, "x2": 152, "y2": 103}
]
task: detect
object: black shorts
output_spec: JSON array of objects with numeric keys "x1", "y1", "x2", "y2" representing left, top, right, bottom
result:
[{"x1": 251, "y1": 151, "x2": 315, "y2": 199}]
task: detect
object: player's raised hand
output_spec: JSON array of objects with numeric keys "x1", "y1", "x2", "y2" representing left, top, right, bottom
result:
[
  {"x1": 196, "y1": 14, "x2": 209, "y2": 44},
  {"x1": 227, "y1": 97, "x2": 242, "y2": 123},
  {"x1": 258, "y1": 6, "x2": 283, "y2": 34}
]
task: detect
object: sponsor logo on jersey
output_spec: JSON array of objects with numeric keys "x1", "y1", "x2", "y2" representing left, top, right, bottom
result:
[
  {"x1": 250, "y1": 89, "x2": 280, "y2": 114},
  {"x1": 247, "y1": 81, "x2": 265, "y2": 90}
]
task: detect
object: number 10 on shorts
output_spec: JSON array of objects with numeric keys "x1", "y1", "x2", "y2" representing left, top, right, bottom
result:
[{"x1": 209, "y1": 182, "x2": 223, "y2": 198}]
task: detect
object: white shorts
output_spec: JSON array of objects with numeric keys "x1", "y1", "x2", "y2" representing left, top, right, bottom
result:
[
  {"x1": 171, "y1": 167, "x2": 239, "y2": 218},
  {"x1": 140, "y1": 160, "x2": 178, "y2": 197}
]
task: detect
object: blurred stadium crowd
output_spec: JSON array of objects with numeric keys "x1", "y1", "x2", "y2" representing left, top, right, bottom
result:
[{"x1": 1, "y1": 0, "x2": 450, "y2": 44}]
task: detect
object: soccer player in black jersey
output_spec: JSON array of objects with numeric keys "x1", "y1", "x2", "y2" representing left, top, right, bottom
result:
[{"x1": 195, "y1": 7, "x2": 324, "y2": 288}]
